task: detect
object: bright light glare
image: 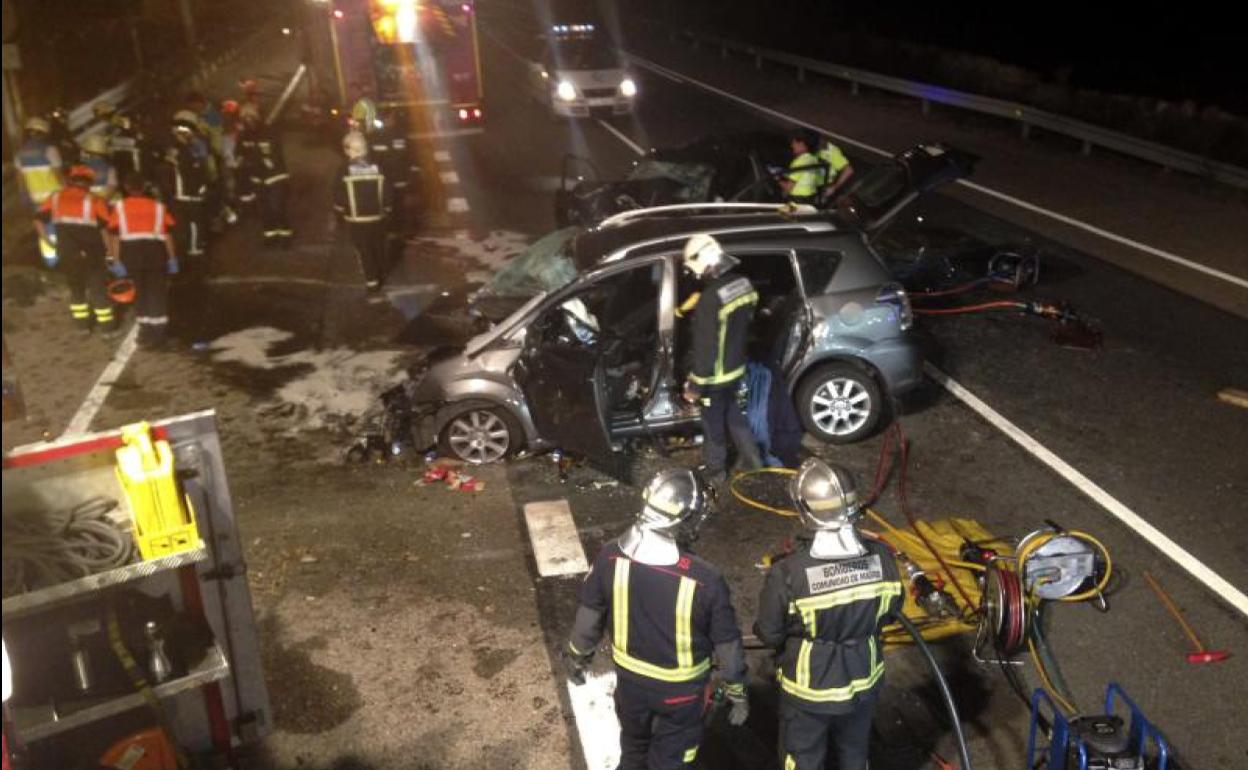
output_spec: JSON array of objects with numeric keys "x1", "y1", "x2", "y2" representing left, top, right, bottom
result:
[
  {"x1": 620, "y1": 78, "x2": 637, "y2": 97},
  {"x1": 332, "y1": 9, "x2": 344, "y2": 20},
  {"x1": 281, "y1": 27, "x2": 291, "y2": 36},
  {"x1": 556, "y1": 81, "x2": 577, "y2": 102}
]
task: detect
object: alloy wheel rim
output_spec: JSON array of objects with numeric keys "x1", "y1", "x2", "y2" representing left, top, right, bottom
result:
[
  {"x1": 810, "y1": 378, "x2": 871, "y2": 436},
  {"x1": 448, "y1": 410, "x2": 510, "y2": 464}
]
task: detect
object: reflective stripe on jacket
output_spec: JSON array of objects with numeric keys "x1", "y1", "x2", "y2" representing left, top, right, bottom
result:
[
  {"x1": 688, "y1": 272, "x2": 758, "y2": 389},
  {"x1": 754, "y1": 538, "x2": 903, "y2": 713},
  {"x1": 37, "y1": 187, "x2": 110, "y2": 227},
  {"x1": 108, "y1": 197, "x2": 174, "y2": 241},
  {"x1": 17, "y1": 138, "x2": 63, "y2": 204},
  {"x1": 332, "y1": 160, "x2": 389, "y2": 223},
  {"x1": 787, "y1": 151, "x2": 822, "y2": 199},
  {"x1": 578, "y1": 541, "x2": 743, "y2": 693}
]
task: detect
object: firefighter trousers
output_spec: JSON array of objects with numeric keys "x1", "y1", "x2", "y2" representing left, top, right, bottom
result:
[
  {"x1": 347, "y1": 220, "x2": 386, "y2": 289},
  {"x1": 171, "y1": 201, "x2": 206, "y2": 260},
  {"x1": 700, "y1": 385, "x2": 762, "y2": 475},
  {"x1": 615, "y1": 676, "x2": 708, "y2": 769},
  {"x1": 261, "y1": 179, "x2": 292, "y2": 245},
  {"x1": 779, "y1": 697, "x2": 876, "y2": 770},
  {"x1": 57, "y1": 227, "x2": 113, "y2": 330},
  {"x1": 131, "y1": 269, "x2": 169, "y2": 344}
]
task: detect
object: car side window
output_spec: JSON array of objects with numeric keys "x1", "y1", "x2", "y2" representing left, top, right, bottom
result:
[
  {"x1": 796, "y1": 250, "x2": 843, "y2": 295},
  {"x1": 538, "y1": 262, "x2": 663, "y2": 347}
]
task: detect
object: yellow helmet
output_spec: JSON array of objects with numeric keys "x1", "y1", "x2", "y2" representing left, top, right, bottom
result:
[
  {"x1": 81, "y1": 133, "x2": 110, "y2": 155},
  {"x1": 24, "y1": 116, "x2": 50, "y2": 134}
]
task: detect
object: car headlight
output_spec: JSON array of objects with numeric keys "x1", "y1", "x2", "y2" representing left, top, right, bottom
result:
[
  {"x1": 619, "y1": 77, "x2": 637, "y2": 97},
  {"x1": 556, "y1": 80, "x2": 578, "y2": 102}
]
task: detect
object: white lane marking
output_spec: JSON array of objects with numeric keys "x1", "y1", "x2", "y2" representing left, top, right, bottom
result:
[
  {"x1": 626, "y1": 52, "x2": 1248, "y2": 290},
  {"x1": 60, "y1": 323, "x2": 140, "y2": 438},
  {"x1": 925, "y1": 362, "x2": 1248, "y2": 618},
  {"x1": 439, "y1": 170, "x2": 461, "y2": 185},
  {"x1": 595, "y1": 119, "x2": 646, "y2": 157},
  {"x1": 524, "y1": 500, "x2": 590, "y2": 577},
  {"x1": 567, "y1": 671, "x2": 621, "y2": 770},
  {"x1": 957, "y1": 179, "x2": 1248, "y2": 290},
  {"x1": 434, "y1": 150, "x2": 452, "y2": 163},
  {"x1": 647, "y1": 66, "x2": 685, "y2": 84},
  {"x1": 447, "y1": 197, "x2": 470, "y2": 213}
]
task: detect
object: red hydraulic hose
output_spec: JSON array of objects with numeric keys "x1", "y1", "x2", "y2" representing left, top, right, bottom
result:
[
  {"x1": 895, "y1": 423, "x2": 979, "y2": 614},
  {"x1": 913, "y1": 300, "x2": 1029, "y2": 316}
]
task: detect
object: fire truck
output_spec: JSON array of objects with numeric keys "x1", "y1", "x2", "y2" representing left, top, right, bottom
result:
[{"x1": 302, "y1": 0, "x2": 485, "y2": 138}]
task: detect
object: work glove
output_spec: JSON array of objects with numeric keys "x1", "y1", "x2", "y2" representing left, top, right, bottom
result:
[
  {"x1": 723, "y1": 682, "x2": 749, "y2": 726},
  {"x1": 682, "y1": 381, "x2": 699, "y2": 404},
  {"x1": 42, "y1": 253, "x2": 59, "y2": 269},
  {"x1": 167, "y1": 257, "x2": 180, "y2": 275},
  {"x1": 107, "y1": 260, "x2": 127, "y2": 279},
  {"x1": 563, "y1": 647, "x2": 594, "y2": 686}
]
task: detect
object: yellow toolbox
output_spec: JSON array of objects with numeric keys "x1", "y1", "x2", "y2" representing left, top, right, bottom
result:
[{"x1": 115, "y1": 421, "x2": 199, "y2": 559}]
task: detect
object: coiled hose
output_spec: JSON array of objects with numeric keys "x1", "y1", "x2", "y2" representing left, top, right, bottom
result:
[{"x1": 1, "y1": 497, "x2": 135, "y2": 596}]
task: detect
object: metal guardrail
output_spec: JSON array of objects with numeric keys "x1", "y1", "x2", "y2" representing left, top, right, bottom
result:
[{"x1": 659, "y1": 25, "x2": 1248, "y2": 190}]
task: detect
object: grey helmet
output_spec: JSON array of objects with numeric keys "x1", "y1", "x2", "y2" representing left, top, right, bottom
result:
[
  {"x1": 637, "y1": 468, "x2": 706, "y2": 532},
  {"x1": 790, "y1": 459, "x2": 862, "y2": 531}
]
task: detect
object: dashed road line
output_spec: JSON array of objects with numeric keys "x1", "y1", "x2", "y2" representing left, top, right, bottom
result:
[
  {"x1": 523, "y1": 499, "x2": 590, "y2": 577},
  {"x1": 595, "y1": 119, "x2": 646, "y2": 156},
  {"x1": 439, "y1": 170, "x2": 461, "y2": 185},
  {"x1": 925, "y1": 362, "x2": 1248, "y2": 618},
  {"x1": 434, "y1": 150, "x2": 452, "y2": 163},
  {"x1": 625, "y1": 52, "x2": 1248, "y2": 290},
  {"x1": 447, "y1": 197, "x2": 470, "y2": 213},
  {"x1": 60, "y1": 323, "x2": 140, "y2": 438}
]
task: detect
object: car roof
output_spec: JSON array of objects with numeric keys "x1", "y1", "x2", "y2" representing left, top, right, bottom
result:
[{"x1": 572, "y1": 210, "x2": 857, "y2": 269}]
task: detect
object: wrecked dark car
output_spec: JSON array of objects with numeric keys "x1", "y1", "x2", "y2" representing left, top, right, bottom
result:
[{"x1": 555, "y1": 131, "x2": 793, "y2": 227}]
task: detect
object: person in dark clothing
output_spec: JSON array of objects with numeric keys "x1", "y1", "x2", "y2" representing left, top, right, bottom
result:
[
  {"x1": 33, "y1": 165, "x2": 115, "y2": 334},
  {"x1": 680, "y1": 233, "x2": 763, "y2": 481},
  {"x1": 160, "y1": 114, "x2": 210, "y2": 267},
  {"x1": 238, "y1": 104, "x2": 293, "y2": 248},
  {"x1": 754, "y1": 460, "x2": 904, "y2": 770},
  {"x1": 565, "y1": 468, "x2": 749, "y2": 770},
  {"x1": 333, "y1": 131, "x2": 392, "y2": 293}
]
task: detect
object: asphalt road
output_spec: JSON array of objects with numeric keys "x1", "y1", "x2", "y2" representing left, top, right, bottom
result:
[{"x1": 2, "y1": 5, "x2": 1246, "y2": 769}]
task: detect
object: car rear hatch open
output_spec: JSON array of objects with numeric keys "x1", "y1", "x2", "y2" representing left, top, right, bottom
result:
[{"x1": 836, "y1": 143, "x2": 978, "y2": 236}]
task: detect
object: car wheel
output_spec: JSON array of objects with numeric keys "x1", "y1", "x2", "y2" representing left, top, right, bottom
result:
[
  {"x1": 439, "y1": 406, "x2": 522, "y2": 464},
  {"x1": 795, "y1": 363, "x2": 883, "y2": 444}
]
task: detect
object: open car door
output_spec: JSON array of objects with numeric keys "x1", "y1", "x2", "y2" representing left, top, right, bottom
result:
[
  {"x1": 836, "y1": 143, "x2": 977, "y2": 236},
  {"x1": 512, "y1": 303, "x2": 621, "y2": 476}
]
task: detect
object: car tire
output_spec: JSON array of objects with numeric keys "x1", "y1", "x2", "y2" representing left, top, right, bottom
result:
[
  {"x1": 438, "y1": 405, "x2": 523, "y2": 464},
  {"x1": 795, "y1": 362, "x2": 884, "y2": 445}
]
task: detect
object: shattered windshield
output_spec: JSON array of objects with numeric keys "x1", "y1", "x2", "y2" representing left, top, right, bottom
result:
[
  {"x1": 626, "y1": 160, "x2": 715, "y2": 201},
  {"x1": 485, "y1": 227, "x2": 581, "y2": 297}
]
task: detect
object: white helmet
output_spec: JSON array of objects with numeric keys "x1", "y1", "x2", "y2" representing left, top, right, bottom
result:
[
  {"x1": 682, "y1": 233, "x2": 736, "y2": 278},
  {"x1": 342, "y1": 130, "x2": 368, "y2": 160}
]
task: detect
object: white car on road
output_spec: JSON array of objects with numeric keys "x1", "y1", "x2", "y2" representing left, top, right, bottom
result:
[{"x1": 528, "y1": 25, "x2": 637, "y2": 118}]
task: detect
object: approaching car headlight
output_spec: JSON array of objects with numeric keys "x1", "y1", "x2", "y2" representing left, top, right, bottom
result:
[
  {"x1": 619, "y1": 77, "x2": 637, "y2": 97},
  {"x1": 556, "y1": 80, "x2": 578, "y2": 102}
]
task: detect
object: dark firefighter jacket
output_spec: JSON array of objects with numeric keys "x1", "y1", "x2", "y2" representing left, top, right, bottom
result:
[
  {"x1": 159, "y1": 145, "x2": 208, "y2": 206},
  {"x1": 332, "y1": 159, "x2": 391, "y2": 223},
  {"x1": 238, "y1": 127, "x2": 289, "y2": 187},
  {"x1": 687, "y1": 271, "x2": 758, "y2": 391},
  {"x1": 570, "y1": 539, "x2": 746, "y2": 695},
  {"x1": 754, "y1": 536, "x2": 903, "y2": 714}
]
